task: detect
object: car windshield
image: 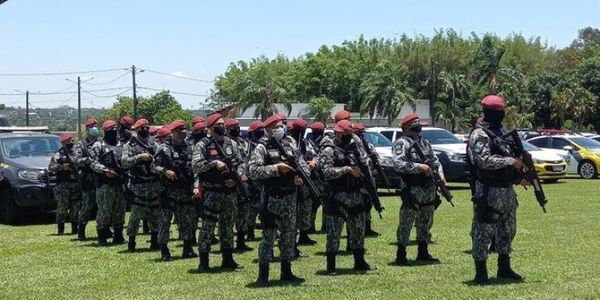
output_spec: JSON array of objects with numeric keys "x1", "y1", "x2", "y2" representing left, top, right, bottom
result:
[
  {"x1": 1, "y1": 136, "x2": 61, "y2": 158},
  {"x1": 569, "y1": 137, "x2": 600, "y2": 149},
  {"x1": 421, "y1": 129, "x2": 461, "y2": 144},
  {"x1": 523, "y1": 141, "x2": 540, "y2": 151},
  {"x1": 363, "y1": 131, "x2": 393, "y2": 147}
]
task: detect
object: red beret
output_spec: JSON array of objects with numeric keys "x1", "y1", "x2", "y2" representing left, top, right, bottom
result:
[
  {"x1": 264, "y1": 115, "x2": 281, "y2": 128},
  {"x1": 133, "y1": 118, "x2": 149, "y2": 130},
  {"x1": 193, "y1": 120, "x2": 206, "y2": 131},
  {"x1": 354, "y1": 123, "x2": 365, "y2": 133},
  {"x1": 157, "y1": 126, "x2": 172, "y2": 138},
  {"x1": 60, "y1": 134, "x2": 73, "y2": 144},
  {"x1": 275, "y1": 112, "x2": 287, "y2": 121},
  {"x1": 170, "y1": 119, "x2": 186, "y2": 130},
  {"x1": 102, "y1": 120, "x2": 118, "y2": 131},
  {"x1": 191, "y1": 116, "x2": 204, "y2": 125},
  {"x1": 291, "y1": 118, "x2": 307, "y2": 130},
  {"x1": 334, "y1": 110, "x2": 351, "y2": 123},
  {"x1": 207, "y1": 113, "x2": 223, "y2": 128},
  {"x1": 400, "y1": 113, "x2": 419, "y2": 127},
  {"x1": 224, "y1": 118, "x2": 240, "y2": 128},
  {"x1": 149, "y1": 126, "x2": 159, "y2": 135},
  {"x1": 85, "y1": 118, "x2": 97, "y2": 128},
  {"x1": 311, "y1": 122, "x2": 325, "y2": 131},
  {"x1": 120, "y1": 116, "x2": 134, "y2": 128},
  {"x1": 248, "y1": 121, "x2": 264, "y2": 133},
  {"x1": 334, "y1": 120, "x2": 353, "y2": 133},
  {"x1": 481, "y1": 95, "x2": 506, "y2": 111}
]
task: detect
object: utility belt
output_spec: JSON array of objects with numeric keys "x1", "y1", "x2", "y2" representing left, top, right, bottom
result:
[
  {"x1": 398, "y1": 187, "x2": 439, "y2": 210},
  {"x1": 130, "y1": 176, "x2": 158, "y2": 184},
  {"x1": 401, "y1": 173, "x2": 429, "y2": 187},
  {"x1": 97, "y1": 176, "x2": 123, "y2": 186},
  {"x1": 264, "y1": 186, "x2": 296, "y2": 197}
]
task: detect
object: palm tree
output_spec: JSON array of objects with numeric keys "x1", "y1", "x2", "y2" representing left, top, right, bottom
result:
[
  {"x1": 359, "y1": 60, "x2": 415, "y2": 126},
  {"x1": 236, "y1": 61, "x2": 291, "y2": 120},
  {"x1": 438, "y1": 71, "x2": 468, "y2": 132},
  {"x1": 302, "y1": 96, "x2": 335, "y2": 123}
]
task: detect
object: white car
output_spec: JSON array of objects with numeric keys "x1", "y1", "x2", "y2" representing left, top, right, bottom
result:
[{"x1": 523, "y1": 141, "x2": 568, "y2": 182}]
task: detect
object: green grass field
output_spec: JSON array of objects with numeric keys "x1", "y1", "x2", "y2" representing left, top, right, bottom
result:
[{"x1": 1, "y1": 178, "x2": 600, "y2": 299}]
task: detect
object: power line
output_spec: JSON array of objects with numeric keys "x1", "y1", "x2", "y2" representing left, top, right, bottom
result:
[
  {"x1": 0, "y1": 68, "x2": 126, "y2": 77},
  {"x1": 142, "y1": 68, "x2": 214, "y2": 83},
  {"x1": 137, "y1": 86, "x2": 208, "y2": 97},
  {"x1": 85, "y1": 71, "x2": 130, "y2": 85},
  {"x1": 82, "y1": 87, "x2": 131, "y2": 98}
]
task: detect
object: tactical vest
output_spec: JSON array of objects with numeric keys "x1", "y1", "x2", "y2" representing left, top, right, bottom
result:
[
  {"x1": 400, "y1": 137, "x2": 431, "y2": 187},
  {"x1": 169, "y1": 143, "x2": 193, "y2": 190},
  {"x1": 328, "y1": 145, "x2": 360, "y2": 192},
  {"x1": 128, "y1": 138, "x2": 157, "y2": 180},
  {"x1": 473, "y1": 127, "x2": 514, "y2": 187},
  {"x1": 198, "y1": 137, "x2": 235, "y2": 185},
  {"x1": 262, "y1": 137, "x2": 296, "y2": 191},
  {"x1": 55, "y1": 147, "x2": 78, "y2": 183},
  {"x1": 78, "y1": 138, "x2": 97, "y2": 190},
  {"x1": 97, "y1": 142, "x2": 123, "y2": 186}
]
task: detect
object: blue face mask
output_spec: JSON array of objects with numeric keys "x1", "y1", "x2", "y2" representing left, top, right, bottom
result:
[{"x1": 88, "y1": 127, "x2": 99, "y2": 137}]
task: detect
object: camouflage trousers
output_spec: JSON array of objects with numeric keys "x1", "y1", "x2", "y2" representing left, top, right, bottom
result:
[
  {"x1": 246, "y1": 183, "x2": 263, "y2": 230},
  {"x1": 471, "y1": 182, "x2": 517, "y2": 261},
  {"x1": 78, "y1": 189, "x2": 96, "y2": 224},
  {"x1": 362, "y1": 193, "x2": 372, "y2": 225},
  {"x1": 326, "y1": 191, "x2": 365, "y2": 253},
  {"x1": 235, "y1": 194, "x2": 252, "y2": 233},
  {"x1": 397, "y1": 186, "x2": 436, "y2": 247},
  {"x1": 296, "y1": 186, "x2": 313, "y2": 232},
  {"x1": 53, "y1": 182, "x2": 81, "y2": 224},
  {"x1": 127, "y1": 182, "x2": 162, "y2": 237},
  {"x1": 158, "y1": 189, "x2": 197, "y2": 244},
  {"x1": 198, "y1": 191, "x2": 237, "y2": 253},
  {"x1": 258, "y1": 192, "x2": 297, "y2": 264},
  {"x1": 96, "y1": 184, "x2": 126, "y2": 229}
]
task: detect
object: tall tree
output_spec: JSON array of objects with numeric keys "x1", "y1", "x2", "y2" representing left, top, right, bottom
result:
[{"x1": 302, "y1": 96, "x2": 335, "y2": 123}]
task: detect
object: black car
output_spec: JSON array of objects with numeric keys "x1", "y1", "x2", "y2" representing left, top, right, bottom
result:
[{"x1": 0, "y1": 132, "x2": 60, "y2": 224}]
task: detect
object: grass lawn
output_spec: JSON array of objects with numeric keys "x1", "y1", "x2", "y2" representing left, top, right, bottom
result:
[{"x1": 1, "y1": 178, "x2": 599, "y2": 299}]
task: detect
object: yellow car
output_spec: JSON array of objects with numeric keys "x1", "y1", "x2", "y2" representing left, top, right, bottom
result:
[
  {"x1": 527, "y1": 135, "x2": 600, "y2": 179},
  {"x1": 524, "y1": 141, "x2": 568, "y2": 183}
]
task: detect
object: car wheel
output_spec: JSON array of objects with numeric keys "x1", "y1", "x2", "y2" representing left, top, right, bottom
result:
[
  {"x1": 544, "y1": 179, "x2": 559, "y2": 183},
  {"x1": 0, "y1": 187, "x2": 20, "y2": 224},
  {"x1": 578, "y1": 161, "x2": 598, "y2": 179}
]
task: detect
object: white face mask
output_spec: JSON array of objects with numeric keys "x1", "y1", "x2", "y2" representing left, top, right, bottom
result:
[{"x1": 271, "y1": 127, "x2": 285, "y2": 140}]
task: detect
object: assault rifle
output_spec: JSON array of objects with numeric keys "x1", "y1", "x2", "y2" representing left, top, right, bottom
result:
[{"x1": 409, "y1": 142, "x2": 454, "y2": 207}]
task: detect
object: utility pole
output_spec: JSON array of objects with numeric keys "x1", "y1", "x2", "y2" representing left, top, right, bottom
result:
[
  {"x1": 25, "y1": 90, "x2": 29, "y2": 127},
  {"x1": 77, "y1": 76, "x2": 82, "y2": 139},
  {"x1": 131, "y1": 65, "x2": 138, "y2": 120}
]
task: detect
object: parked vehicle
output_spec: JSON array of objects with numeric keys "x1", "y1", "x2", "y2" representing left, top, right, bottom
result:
[
  {"x1": 524, "y1": 141, "x2": 568, "y2": 183},
  {"x1": 0, "y1": 128, "x2": 59, "y2": 224},
  {"x1": 527, "y1": 135, "x2": 600, "y2": 179}
]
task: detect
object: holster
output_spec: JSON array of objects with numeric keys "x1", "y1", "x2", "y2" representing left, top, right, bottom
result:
[
  {"x1": 474, "y1": 185, "x2": 500, "y2": 224},
  {"x1": 258, "y1": 198, "x2": 278, "y2": 230}
]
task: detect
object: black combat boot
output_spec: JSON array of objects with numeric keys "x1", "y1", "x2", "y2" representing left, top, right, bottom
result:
[
  {"x1": 142, "y1": 219, "x2": 150, "y2": 234},
  {"x1": 474, "y1": 260, "x2": 490, "y2": 285},
  {"x1": 127, "y1": 236, "x2": 136, "y2": 252},
  {"x1": 256, "y1": 263, "x2": 269, "y2": 287},
  {"x1": 297, "y1": 231, "x2": 317, "y2": 245},
  {"x1": 221, "y1": 248, "x2": 240, "y2": 269},
  {"x1": 150, "y1": 232, "x2": 159, "y2": 250},
  {"x1": 489, "y1": 238, "x2": 497, "y2": 252},
  {"x1": 394, "y1": 246, "x2": 410, "y2": 266},
  {"x1": 280, "y1": 261, "x2": 304, "y2": 282},
  {"x1": 247, "y1": 226, "x2": 256, "y2": 241},
  {"x1": 182, "y1": 240, "x2": 197, "y2": 259},
  {"x1": 97, "y1": 228, "x2": 108, "y2": 246},
  {"x1": 112, "y1": 227, "x2": 125, "y2": 244},
  {"x1": 294, "y1": 246, "x2": 306, "y2": 259},
  {"x1": 364, "y1": 220, "x2": 380, "y2": 237},
  {"x1": 57, "y1": 222, "x2": 65, "y2": 235},
  {"x1": 160, "y1": 244, "x2": 172, "y2": 262},
  {"x1": 77, "y1": 222, "x2": 87, "y2": 241},
  {"x1": 191, "y1": 234, "x2": 198, "y2": 246},
  {"x1": 71, "y1": 222, "x2": 78, "y2": 235},
  {"x1": 416, "y1": 241, "x2": 440, "y2": 263},
  {"x1": 353, "y1": 249, "x2": 373, "y2": 271},
  {"x1": 197, "y1": 252, "x2": 210, "y2": 272},
  {"x1": 497, "y1": 254, "x2": 523, "y2": 281},
  {"x1": 236, "y1": 231, "x2": 253, "y2": 252},
  {"x1": 326, "y1": 252, "x2": 337, "y2": 275}
]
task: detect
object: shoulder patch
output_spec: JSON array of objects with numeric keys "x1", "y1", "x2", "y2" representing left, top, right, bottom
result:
[{"x1": 472, "y1": 137, "x2": 487, "y2": 155}]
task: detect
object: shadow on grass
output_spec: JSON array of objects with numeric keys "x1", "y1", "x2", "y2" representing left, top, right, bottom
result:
[
  {"x1": 116, "y1": 247, "x2": 159, "y2": 254},
  {"x1": 80, "y1": 242, "x2": 125, "y2": 248},
  {"x1": 462, "y1": 277, "x2": 526, "y2": 286},
  {"x1": 150, "y1": 256, "x2": 197, "y2": 263},
  {"x1": 315, "y1": 268, "x2": 377, "y2": 276},
  {"x1": 251, "y1": 257, "x2": 281, "y2": 264},
  {"x1": 387, "y1": 240, "x2": 437, "y2": 246},
  {"x1": 313, "y1": 250, "x2": 352, "y2": 257},
  {"x1": 69, "y1": 237, "x2": 96, "y2": 242},
  {"x1": 187, "y1": 267, "x2": 243, "y2": 275},
  {"x1": 245, "y1": 279, "x2": 306, "y2": 289},
  {"x1": 386, "y1": 259, "x2": 442, "y2": 267}
]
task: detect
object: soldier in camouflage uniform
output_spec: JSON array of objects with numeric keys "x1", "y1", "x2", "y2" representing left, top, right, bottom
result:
[
  {"x1": 48, "y1": 134, "x2": 81, "y2": 235},
  {"x1": 307, "y1": 121, "x2": 327, "y2": 232},
  {"x1": 319, "y1": 120, "x2": 373, "y2": 275},
  {"x1": 121, "y1": 118, "x2": 164, "y2": 252},
  {"x1": 225, "y1": 118, "x2": 253, "y2": 252},
  {"x1": 250, "y1": 115, "x2": 309, "y2": 286},
  {"x1": 155, "y1": 121, "x2": 197, "y2": 261},
  {"x1": 288, "y1": 118, "x2": 318, "y2": 247},
  {"x1": 467, "y1": 95, "x2": 524, "y2": 284},
  {"x1": 74, "y1": 118, "x2": 100, "y2": 240},
  {"x1": 90, "y1": 120, "x2": 127, "y2": 246},
  {"x1": 194, "y1": 113, "x2": 244, "y2": 272},
  {"x1": 393, "y1": 114, "x2": 443, "y2": 266},
  {"x1": 245, "y1": 120, "x2": 265, "y2": 241},
  {"x1": 353, "y1": 123, "x2": 381, "y2": 237}
]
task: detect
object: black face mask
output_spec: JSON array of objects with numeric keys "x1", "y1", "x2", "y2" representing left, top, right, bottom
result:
[
  {"x1": 228, "y1": 127, "x2": 240, "y2": 137},
  {"x1": 138, "y1": 128, "x2": 150, "y2": 139},
  {"x1": 341, "y1": 134, "x2": 352, "y2": 144},
  {"x1": 289, "y1": 129, "x2": 304, "y2": 142},
  {"x1": 311, "y1": 131, "x2": 324, "y2": 140},
  {"x1": 213, "y1": 126, "x2": 225, "y2": 136},
  {"x1": 104, "y1": 130, "x2": 118, "y2": 146},
  {"x1": 65, "y1": 143, "x2": 74, "y2": 150},
  {"x1": 410, "y1": 125, "x2": 423, "y2": 134},
  {"x1": 252, "y1": 129, "x2": 265, "y2": 140},
  {"x1": 192, "y1": 131, "x2": 206, "y2": 142},
  {"x1": 483, "y1": 110, "x2": 505, "y2": 129}
]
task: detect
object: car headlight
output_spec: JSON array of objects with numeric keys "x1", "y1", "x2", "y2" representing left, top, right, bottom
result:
[
  {"x1": 533, "y1": 159, "x2": 544, "y2": 164},
  {"x1": 380, "y1": 155, "x2": 394, "y2": 167},
  {"x1": 18, "y1": 169, "x2": 46, "y2": 182},
  {"x1": 436, "y1": 151, "x2": 464, "y2": 163}
]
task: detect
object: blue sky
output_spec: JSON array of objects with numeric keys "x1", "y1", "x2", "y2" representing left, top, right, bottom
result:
[{"x1": 1, "y1": 0, "x2": 598, "y2": 109}]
